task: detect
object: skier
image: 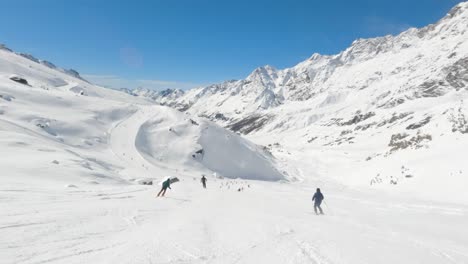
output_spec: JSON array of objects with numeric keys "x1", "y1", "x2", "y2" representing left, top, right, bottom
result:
[
  {"x1": 157, "y1": 178, "x2": 171, "y2": 197},
  {"x1": 312, "y1": 188, "x2": 324, "y2": 215},
  {"x1": 201, "y1": 175, "x2": 207, "y2": 188}
]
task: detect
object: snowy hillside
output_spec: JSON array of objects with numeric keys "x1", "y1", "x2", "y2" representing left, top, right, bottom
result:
[
  {"x1": 0, "y1": 45, "x2": 282, "y2": 185},
  {"x1": 134, "y1": 2, "x2": 468, "y2": 202},
  {"x1": 2, "y1": 2, "x2": 468, "y2": 264}
]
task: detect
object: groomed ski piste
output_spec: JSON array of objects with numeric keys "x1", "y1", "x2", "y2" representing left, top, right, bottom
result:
[{"x1": 2, "y1": 28, "x2": 468, "y2": 264}]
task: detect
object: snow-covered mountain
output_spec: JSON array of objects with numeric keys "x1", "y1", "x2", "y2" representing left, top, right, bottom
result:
[
  {"x1": 1, "y1": 43, "x2": 89, "y2": 83},
  {"x1": 131, "y1": 2, "x2": 468, "y2": 199},
  {"x1": 151, "y1": 2, "x2": 468, "y2": 127},
  {"x1": 133, "y1": 87, "x2": 185, "y2": 105}
]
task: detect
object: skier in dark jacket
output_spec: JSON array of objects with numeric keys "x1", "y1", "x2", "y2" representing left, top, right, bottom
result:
[
  {"x1": 312, "y1": 188, "x2": 324, "y2": 215},
  {"x1": 201, "y1": 175, "x2": 207, "y2": 188},
  {"x1": 157, "y1": 178, "x2": 171, "y2": 197}
]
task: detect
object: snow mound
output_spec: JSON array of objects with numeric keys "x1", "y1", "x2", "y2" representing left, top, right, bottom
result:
[
  {"x1": 134, "y1": 108, "x2": 284, "y2": 181},
  {"x1": 198, "y1": 123, "x2": 283, "y2": 181}
]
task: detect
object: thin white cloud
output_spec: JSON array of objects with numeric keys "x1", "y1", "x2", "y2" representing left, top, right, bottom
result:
[
  {"x1": 82, "y1": 74, "x2": 202, "y2": 90},
  {"x1": 137, "y1": 79, "x2": 203, "y2": 90},
  {"x1": 364, "y1": 16, "x2": 412, "y2": 36}
]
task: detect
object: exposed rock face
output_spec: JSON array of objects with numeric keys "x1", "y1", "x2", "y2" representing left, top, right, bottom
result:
[
  {"x1": 0, "y1": 44, "x2": 13, "y2": 52},
  {"x1": 406, "y1": 117, "x2": 431, "y2": 130},
  {"x1": 227, "y1": 114, "x2": 274, "y2": 135},
  {"x1": 388, "y1": 132, "x2": 432, "y2": 153},
  {"x1": 10, "y1": 76, "x2": 29, "y2": 86},
  {"x1": 18, "y1": 53, "x2": 40, "y2": 63},
  {"x1": 450, "y1": 106, "x2": 468, "y2": 134}
]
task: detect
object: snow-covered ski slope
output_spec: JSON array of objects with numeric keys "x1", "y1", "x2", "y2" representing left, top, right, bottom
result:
[
  {"x1": 1, "y1": 47, "x2": 467, "y2": 264},
  {"x1": 135, "y1": 1, "x2": 468, "y2": 203},
  {"x1": 2, "y1": 3, "x2": 468, "y2": 263},
  {"x1": 3, "y1": 175, "x2": 468, "y2": 264}
]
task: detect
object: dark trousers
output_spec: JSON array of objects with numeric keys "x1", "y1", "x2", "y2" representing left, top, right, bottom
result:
[
  {"x1": 157, "y1": 187, "x2": 167, "y2": 197},
  {"x1": 202, "y1": 182, "x2": 206, "y2": 188},
  {"x1": 314, "y1": 201, "x2": 323, "y2": 214}
]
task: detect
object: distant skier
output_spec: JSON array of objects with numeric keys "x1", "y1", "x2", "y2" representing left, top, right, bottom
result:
[
  {"x1": 201, "y1": 175, "x2": 207, "y2": 189},
  {"x1": 157, "y1": 178, "x2": 171, "y2": 197},
  {"x1": 312, "y1": 188, "x2": 324, "y2": 215}
]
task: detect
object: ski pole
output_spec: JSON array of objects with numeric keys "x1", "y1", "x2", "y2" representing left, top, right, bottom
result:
[{"x1": 323, "y1": 200, "x2": 332, "y2": 215}]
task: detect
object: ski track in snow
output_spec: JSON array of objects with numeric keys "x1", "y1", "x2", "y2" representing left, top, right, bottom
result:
[{"x1": 108, "y1": 106, "x2": 159, "y2": 178}]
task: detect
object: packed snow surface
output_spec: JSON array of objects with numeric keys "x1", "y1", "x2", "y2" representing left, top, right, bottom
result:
[{"x1": 2, "y1": 2, "x2": 468, "y2": 263}]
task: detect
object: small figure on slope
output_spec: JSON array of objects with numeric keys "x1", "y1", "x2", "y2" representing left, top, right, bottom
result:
[
  {"x1": 201, "y1": 175, "x2": 207, "y2": 189},
  {"x1": 157, "y1": 178, "x2": 171, "y2": 197},
  {"x1": 312, "y1": 188, "x2": 324, "y2": 215}
]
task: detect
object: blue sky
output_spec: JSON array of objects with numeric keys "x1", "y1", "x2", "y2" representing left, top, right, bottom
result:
[{"x1": 0, "y1": 0, "x2": 464, "y2": 90}]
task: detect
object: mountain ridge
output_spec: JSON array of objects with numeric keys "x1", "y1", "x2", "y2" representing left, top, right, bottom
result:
[{"x1": 134, "y1": 1, "x2": 468, "y2": 131}]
